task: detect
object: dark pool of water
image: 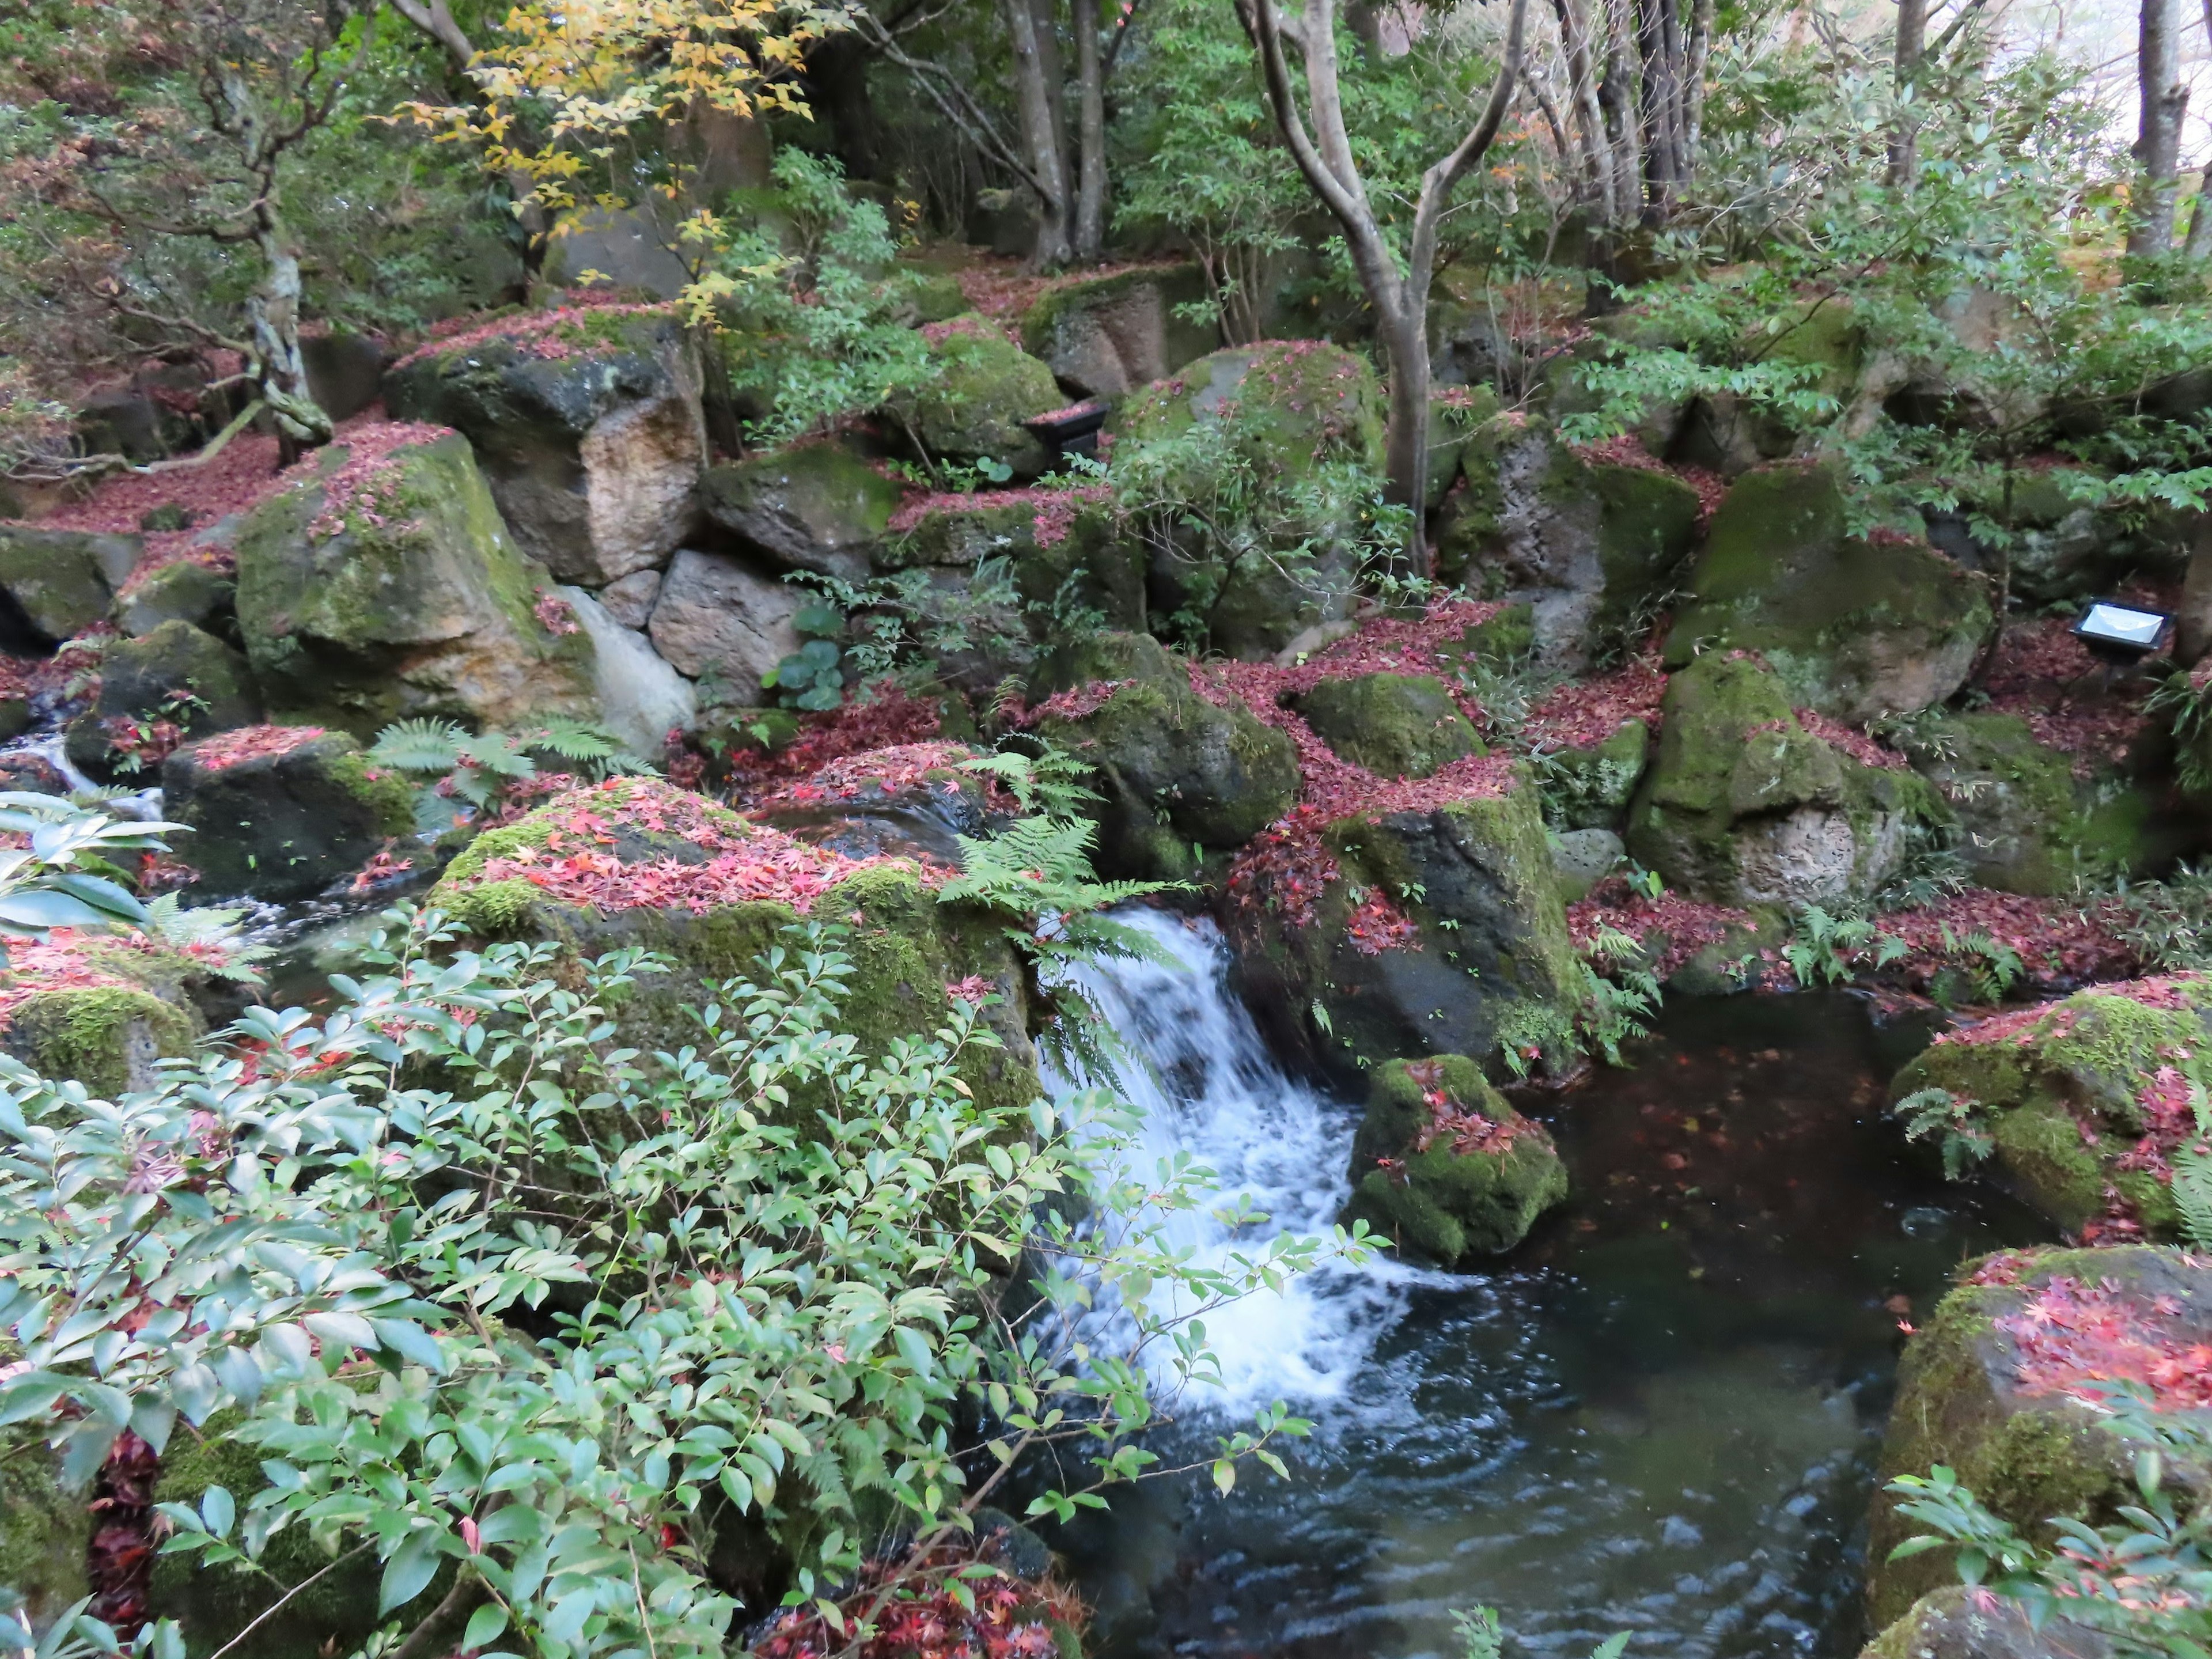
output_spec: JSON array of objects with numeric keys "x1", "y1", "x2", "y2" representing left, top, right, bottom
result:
[{"x1": 1039, "y1": 991, "x2": 2052, "y2": 1659}]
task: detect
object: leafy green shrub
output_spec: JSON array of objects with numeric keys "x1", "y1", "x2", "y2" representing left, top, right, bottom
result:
[{"x1": 762, "y1": 602, "x2": 850, "y2": 711}]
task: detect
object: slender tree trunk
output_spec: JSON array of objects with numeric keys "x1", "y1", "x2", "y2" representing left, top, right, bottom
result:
[
  {"x1": 1552, "y1": 0, "x2": 1615, "y2": 219},
  {"x1": 1600, "y1": 0, "x2": 1643, "y2": 221},
  {"x1": 2130, "y1": 0, "x2": 2188, "y2": 258},
  {"x1": 1073, "y1": 0, "x2": 1108, "y2": 259},
  {"x1": 247, "y1": 232, "x2": 331, "y2": 448},
  {"x1": 1635, "y1": 0, "x2": 1681, "y2": 214},
  {"x1": 1003, "y1": 0, "x2": 1073, "y2": 266},
  {"x1": 1887, "y1": 0, "x2": 1926, "y2": 186},
  {"x1": 1683, "y1": 0, "x2": 1712, "y2": 184}
]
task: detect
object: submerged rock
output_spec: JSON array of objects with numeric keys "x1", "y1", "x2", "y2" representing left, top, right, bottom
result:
[
  {"x1": 163, "y1": 724, "x2": 416, "y2": 901},
  {"x1": 1343, "y1": 1053, "x2": 1567, "y2": 1262},
  {"x1": 234, "y1": 428, "x2": 601, "y2": 736},
  {"x1": 1888, "y1": 976, "x2": 2212, "y2": 1236},
  {"x1": 1665, "y1": 460, "x2": 1990, "y2": 722},
  {"x1": 1029, "y1": 632, "x2": 1299, "y2": 880},
  {"x1": 1626, "y1": 652, "x2": 1941, "y2": 906},
  {"x1": 1289, "y1": 672, "x2": 1482, "y2": 779},
  {"x1": 1867, "y1": 1245, "x2": 2212, "y2": 1628},
  {"x1": 383, "y1": 307, "x2": 706, "y2": 585}
]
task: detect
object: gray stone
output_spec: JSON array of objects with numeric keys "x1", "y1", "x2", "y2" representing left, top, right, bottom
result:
[
  {"x1": 302, "y1": 331, "x2": 388, "y2": 422},
  {"x1": 557, "y1": 585, "x2": 695, "y2": 755},
  {"x1": 700, "y1": 445, "x2": 899, "y2": 582},
  {"x1": 597, "y1": 567, "x2": 662, "y2": 630},
  {"x1": 1551, "y1": 827, "x2": 1623, "y2": 900},
  {"x1": 0, "y1": 527, "x2": 142, "y2": 645},
  {"x1": 113, "y1": 558, "x2": 237, "y2": 639},
  {"x1": 646, "y1": 548, "x2": 803, "y2": 704},
  {"x1": 1017, "y1": 265, "x2": 1218, "y2": 400}
]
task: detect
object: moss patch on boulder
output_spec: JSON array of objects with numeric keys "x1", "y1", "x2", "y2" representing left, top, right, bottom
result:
[
  {"x1": 883, "y1": 318, "x2": 1063, "y2": 479},
  {"x1": 0, "y1": 527, "x2": 142, "y2": 645},
  {"x1": 1290, "y1": 673, "x2": 1483, "y2": 779},
  {"x1": 1343, "y1": 1054, "x2": 1567, "y2": 1262},
  {"x1": 1900, "y1": 711, "x2": 2103, "y2": 895},
  {"x1": 0, "y1": 933, "x2": 203, "y2": 1094},
  {"x1": 0, "y1": 1445, "x2": 90, "y2": 1634}
]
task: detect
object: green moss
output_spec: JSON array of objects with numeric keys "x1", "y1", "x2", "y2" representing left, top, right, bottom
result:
[
  {"x1": 1539, "y1": 719, "x2": 1650, "y2": 831},
  {"x1": 5, "y1": 986, "x2": 197, "y2": 1094},
  {"x1": 1114, "y1": 342, "x2": 1387, "y2": 479},
  {"x1": 1904, "y1": 712, "x2": 2083, "y2": 895},
  {"x1": 884, "y1": 318, "x2": 1062, "y2": 476},
  {"x1": 0, "y1": 1445, "x2": 89, "y2": 1632},
  {"x1": 1588, "y1": 462, "x2": 1702, "y2": 638},
  {"x1": 1017, "y1": 264, "x2": 1215, "y2": 376},
  {"x1": 1291, "y1": 673, "x2": 1482, "y2": 779}
]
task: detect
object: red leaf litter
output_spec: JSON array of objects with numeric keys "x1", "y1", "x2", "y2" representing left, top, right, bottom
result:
[
  {"x1": 387, "y1": 297, "x2": 675, "y2": 372},
  {"x1": 713, "y1": 682, "x2": 947, "y2": 804},
  {"x1": 753, "y1": 740, "x2": 1014, "y2": 814},
  {"x1": 0, "y1": 929, "x2": 178, "y2": 1032},
  {"x1": 534, "y1": 590, "x2": 582, "y2": 636},
  {"x1": 180, "y1": 723, "x2": 327, "y2": 769},
  {"x1": 1522, "y1": 653, "x2": 1670, "y2": 749},
  {"x1": 88, "y1": 1429, "x2": 159, "y2": 1634},
  {"x1": 953, "y1": 253, "x2": 1196, "y2": 323},
  {"x1": 1793, "y1": 706, "x2": 1907, "y2": 770},
  {"x1": 1567, "y1": 880, "x2": 1767, "y2": 982},
  {"x1": 294, "y1": 420, "x2": 454, "y2": 539},
  {"x1": 1875, "y1": 889, "x2": 2142, "y2": 991},
  {"x1": 1981, "y1": 615, "x2": 2154, "y2": 777},
  {"x1": 886, "y1": 483, "x2": 1109, "y2": 547},
  {"x1": 753, "y1": 1532, "x2": 1083, "y2": 1659},
  {"x1": 469, "y1": 777, "x2": 934, "y2": 914},
  {"x1": 1403, "y1": 1056, "x2": 1535, "y2": 1156},
  {"x1": 2001, "y1": 1272, "x2": 2212, "y2": 1412},
  {"x1": 921, "y1": 311, "x2": 1018, "y2": 346}
]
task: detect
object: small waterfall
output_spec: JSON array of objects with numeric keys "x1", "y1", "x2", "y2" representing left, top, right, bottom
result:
[{"x1": 1049, "y1": 908, "x2": 1418, "y2": 1414}]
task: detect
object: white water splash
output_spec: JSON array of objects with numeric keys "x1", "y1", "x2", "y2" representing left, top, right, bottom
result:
[{"x1": 1048, "y1": 908, "x2": 1422, "y2": 1415}]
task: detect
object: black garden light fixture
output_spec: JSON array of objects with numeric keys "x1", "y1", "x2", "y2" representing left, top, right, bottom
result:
[
  {"x1": 1022, "y1": 398, "x2": 1110, "y2": 464},
  {"x1": 2069, "y1": 599, "x2": 2174, "y2": 658}
]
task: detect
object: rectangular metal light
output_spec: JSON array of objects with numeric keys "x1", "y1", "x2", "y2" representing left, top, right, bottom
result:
[{"x1": 2070, "y1": 601, "x2": 2172, "y2": 653}]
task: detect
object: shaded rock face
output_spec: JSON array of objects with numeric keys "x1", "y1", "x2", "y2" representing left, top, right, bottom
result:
[
  {"x1": 164, "y1": 725, "x2": 416, "y2": 901},
  {"x1": 1866, "y1": 1246, "x2": 2212, "y2": 1630},
  {"x1": 1900, "y1": 711, "x2": 2086, "y2": 896},
  {"x1": 1031, "y1": 631, "x2": 1299, "y2": 878},
  {"x1": 646, "y1": 549, "x2": 801, "y2": 706},
  {"x1": 1017, "y1": 264, "x2": 1218, "y2": 400},
  {"x1": 65, "y1": 618, "x2": 261, "y2": 783},
  {"x1": 1479, "y1": 433, "x2": 1702, "y2": 669},
  {"x1": 1859, "y1": 1586, "x2": 2108, "y2": 1659},
  {"x1": 0, "y1": 527, "x2": 142, "y2": 647},
  {"x1": 597, "y1": 567, "x2": 662, "y2": 630},
  {"x1": 113, "y1": 559, "x2": 237, "y2": 641},
  {"x1": 384, "y1": 310, "x2": 706, "y2": 585},
  {"x1": 1343, "y1": 1053, "x2": 1567, "y2": 1263},
  {"x1": 1539, "y1": 719, "x2": 1651, "y2": 832},
  {"x1": 1626, "y1": 653, "x2": 1935, "y2": 906},
  {"x1": 882, "y1": 317, "x2": 1063, "y2": 479},
  {"x1": 1664, "y1": 460, "x2": 1990, "y2": 722},
  {"x1": 1889, "y1": 978, "x2": 2212, "y2": 1237},
  {"x1": 1290, "y1": 672, "x2": 1482, "y2": 779},
  {"x1": 234, "y1": 431, "x2": 601, "y2": 736},
  {"x1": 700, "y1": 446, "x2": 899, "y2": 583}
]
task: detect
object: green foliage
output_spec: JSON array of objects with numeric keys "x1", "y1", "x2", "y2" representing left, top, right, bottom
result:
[
  {"x1": 798, "y1": 560, "x2": 1030, "y2": 690},
  {"x1": 368, "y1": 718, "x2": 642, "y2": 831},
  {"x1": 138, "y1": 892, "x2": 276, "y2": 986},
  {"x1": 0, "y1": 907, "x2": 1344, "y2": 1659},
  {"x1": 1887, "y1": 1389, "x2": 2212, "y2": 1652},
  {"x1": 2173, "y1": 1087, "x2": 2212, "y2": 1252},
  {"x1": 762, "y1": 602, "x2": 850, "y2": 711},
  {"x1": 1783, "y1": 904, "x2": 1904, "y2": 987},
  {"x1": 2146, "y1": 668, "x2": 2212, "y2": 796},
  {"x1": 692, "y1": 150, "x2": 933, "y2": 446},
  {"x1": 1937, "y1": 925, "x2": 2025, "y2": 1003},
  {"x1": 1577, "y1": 926, "x2": 1661, "y2": 1069},
  {"x1": 1453, "y1": 1605, "x2": 1627, "y2": 1659},
  {"x1": 2109, "y1": 865, "x2": 2212, "y2": 971},
  {"x1": 1892, "y1": 1085, "x2": 1995, "y2": 1180},
  {"x1": 0, "y1": 793, "x2": 177, "y2": 944}
]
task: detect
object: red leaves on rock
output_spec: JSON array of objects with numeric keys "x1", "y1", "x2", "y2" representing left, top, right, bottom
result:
[
  {"x1": 293, "y1": 421, "x2": 453, "y2": 540},
  {"x1": 1567, "y1": 880, "x2": 1762, "y2": 981},
  {"x1": 753, "y1": 1536, "x2": 1081, "y2": 1659},
  {"x1": 1523, "y1": 654, "x2": 1669, "y2": 749},
  {"x1": 719, "y1": 683, "x2": 947, "y2": 805},
  {"x1": 2003, "y1": 1273, "x2": 2212, "y2": 1412},
  {"x1": 1404, "y1": 1056, "x2": 1532, "y2": 1156},
  {"x1": 1568, "y1": 434, "x2": 1728, "y2": 528},
  {"x1": 534, "y1": 590, "x2": 582, "y2": 636},
  {"x1": 1793, "y1": 707, "x2": 1907, "y2": 771},
  {"x1": 0, "y1": 929, "x2": 173, "y2": 1033},
  {"x1": 753, "y1": 740, "x2": 1013, "y2": 814},
  {"x1": 388, "y1": 298, "x2": 676, "y2": 371},
  {"x1": 885, "y1": 484, "x2": 1110, "y2": 546},
  {"x1": 183, "y1": 723, "x2": 327, "y2": 769}
]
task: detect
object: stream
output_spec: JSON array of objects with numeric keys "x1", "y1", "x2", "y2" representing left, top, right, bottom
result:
[{"x1": 1037, "y1": 910, "x2": 2052, "y2": 1659}]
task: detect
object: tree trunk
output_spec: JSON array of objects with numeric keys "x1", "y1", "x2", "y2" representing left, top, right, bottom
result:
[
  {"x1": 2130, "y1": 0, "x2": 2188, "y2": 258},
  {"x1": 1887, "y1": 0, "x2": 1926, "y2": 186},
  {"x1": 1073, "y1": 0, "x2": 1108, "y2": 259},
  {"x1": 1551, "y1": 0, "x2": 1615, "y2": 219},
  {"x1": 1003, "y1": 0, "x2": 1073, "y2": 266},
  {"x1": 248, "y1": 234, "x2": 331, "y2": 448},
  {"x1": 1683, "y1": 0, "x2": 1712, "y2": 184}
]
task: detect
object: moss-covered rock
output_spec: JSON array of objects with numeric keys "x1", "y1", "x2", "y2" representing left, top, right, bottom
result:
[
  {"x1": 1888, "y1": 978, "x2": 2212, "y2": 1236},
  {"x1": 1625, "y1": 652, "x2": 1943, "y2": 905},
  {"x1": 1859, "y1": 1585, "x2": 2108, "y2": 1659},
  {"x1": 1030, "y1": 632, "x2": 1298, "y2": 880},
  {"x1": 1479, "y1": 434, "x2": 1701, "y2": 668},
  {"x1": 1342, "y1": 1054, "x2": 1567, "y2": 1262},
  {"x1": 1866, "y1": 1245, "x2": 2212, "y2": 1629},
  {"x1": 882, "y1": 317, "x2": 1063, "y2": 479},
  {"x1": 427, "y1": 778, "x2": 1037, "y2": 1112},
  {"x1": 382, "y1": 308, "x2": 705, "y2": 584},
  {"x1": 0, "y1": 527, "x2": 141, "y2": 645},
  {"x1": 1537, "y1": 718, "x2": 1650, "y2": 831},
  {"x1": 113, "y1": 558, "x2": 237, "y2": 641},
  {"x1": 1900, "y1": 711, "x2": 2100, "y2": 896},
  {"x1": 1664, "y1": 460, "x2": 1990, "y2": 721},
  {"x1": 1291, "y1": 673, "x2": 1482, "y2": 779},
  {"x1": 1243, "y1": 770, "x2": 1585, "y2": 1076},
  {"x1": 0, "y1": 935, "x2": 203, "y2": 1093},
  {"x1": 699, "y1": 444, "x2": 900, "y2": 584},
  {"x1": 234, "y1": 431, "x2": 600, "y2": 737},
  {"x1": 0, "y1": 1445, "x2": 90, "y2": 1633},
  {"x1": 1115, "y1": 340, "x2": 1387, "y2": 479},
  {"x1": 1431, "y1": 403, "x2": 1511, "y2": 583},
  {"x1": 163, "y1": 725, "x2": 415, "y2": 901},
  {"x1": 65, "y1": 619, "x2": 261, "y2": 783},
  {"x1": 1017, "y1": 264, "x2": 1217, "y2": 400}
]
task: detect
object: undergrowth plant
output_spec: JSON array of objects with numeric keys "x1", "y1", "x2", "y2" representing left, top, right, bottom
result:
[
  {"x1": 1784, "y1": 905, "x2": 1904, "y2": 987},
  {"x1": 1577, "y1": 926, "x2": 1662, "y2": 1069},
  {"x1": 1891, "y1": 1085, "x2": 1997, "y2": 1180},
  {"x1": 368, "y1": 719, "x2": 645, "y2": 832},
  {"x1": 0, "y1": 791, "x2": 177, "y2": 947}
]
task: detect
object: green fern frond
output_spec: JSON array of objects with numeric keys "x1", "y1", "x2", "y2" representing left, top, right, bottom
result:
[{"x1": 369, "y1": 718, "x2": 471, "y2": 773}]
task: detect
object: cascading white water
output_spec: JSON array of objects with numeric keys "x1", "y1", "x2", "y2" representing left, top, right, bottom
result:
[{"x1": 1048, "y1": 908, "x2": 1421, "y2": 1414}]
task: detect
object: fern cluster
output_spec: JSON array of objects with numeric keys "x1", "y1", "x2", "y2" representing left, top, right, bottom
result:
[
  {"x1": 368, "y1": 718, "x2": 643, "y2": 831},
  {"x1": 1892, "y1": 1085, "x2": 1997, "y2": 1181}
]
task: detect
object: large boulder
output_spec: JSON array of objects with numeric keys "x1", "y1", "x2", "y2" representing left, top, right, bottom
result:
[
  {"x1": 1343, "y1": 1054, "x2": 1567, "y2": 1262},
  {"x1": 163, "y1": 724, "x2": 417, "y2": 901},
  {"x1": 0, "y1": 527, "x2": 141, "y2": 646},
  {"x1": 234, "y1": 427, "x2": 601, "y2": 736},
  {"x1": 1664, "y1": 461, "x2": 1991, "y2": 722},
  {"x1": 383, "y1": 306, "x2": 706, "y2": 585},
  {"x1": 0, "y1": 931, "x2": 202, "y2": 1094},
  {"x1": 1113, "y1": 342, "x2": 1386, "y2": 659},
  {"x1": 646, "y1": 548, "x2": 802, "y2": 707},
  {"x1": 700, "y1": 445, "x2": 900, "y2": 583},
  {"x1": 1625, "y1": 652, "x2": 1942, "y2": 907},
  {"x1": 1240, "y1": 767, "x2": 1586, "y2": 1074},
  {"x1": 1018, "y1": 264, "x2": 1218, "y2": 400},
  {"x1": 1029, "y1": 632, "x2": 1299, "y2": 880},
  {"x1": 1896, "y1": 711, "x2": 2095, "y2": 896},
  {"x1": 1468, "y1": 433, "x2": 1702, "y2": 668},
  {"x1": 1866, "y1": 1245, "x2": 2212, "y2": 1629},
  {"x1": 113, "y1": 556, "x2": 237, "y2": 641},
  {"x1": 882, "y1": 317, "x2": 1063, "y2": 480},
  {"x1": 426, "y1": 777, "x2": 1036, "y2": 1109},
  {"x1": 65, "y1": 619, "x2": 260, "y2": 782},
  {"x1": 1290, "y1": 673, "x2": 1482, "y2": 779},
  {"x1": 1888, "y1": 976, "x2": 2212, "y2": 1236}
]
